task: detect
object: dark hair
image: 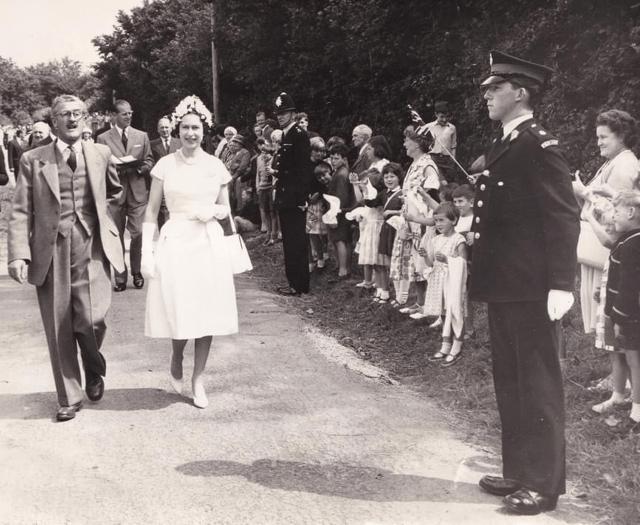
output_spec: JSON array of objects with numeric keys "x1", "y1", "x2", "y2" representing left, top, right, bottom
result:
[
  {"x1": 368, "y1": 135, "x2": 392, "y2": 160},
  {"x1": 452, "y1": 184, "x2": 475, "y2": 201},
  {"x1": 439, "y1": 183, "x2": 458, "y2": 202},
  {"x1": 326, "y1": 135, "x2": 346, "y2": 150},
  {"x1": 256, "y1": 137, "x2": 266, "y2": 147},
  {"x1": 15, "y1": 129, "x2": 24, "y2": 138},
  {"x1": 506, "y1": 76, "x2": 544, "y2": 109},
  {"x1": 434, "y1": 101, "x2": 450, "y2": 115},
  {"x1": 596, "y1": 109, "x2": 638, "y2": 149},
  {"x1": 382, "y1": 162, "x2": 405, "y2": 185},
  {"x1": 329, "y1": 143, "x2": 350, "y2": 158},
  {"x1": 433, "y1": 201, "x2": 460, "y2": 223},
  {"x1": 314, "y1": 161, "x2": 332, "y2": 176}
]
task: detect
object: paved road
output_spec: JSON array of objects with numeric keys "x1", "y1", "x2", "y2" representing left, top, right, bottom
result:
[{"x1": 0, "y1": 273, "x2": 593, "y2": 525}]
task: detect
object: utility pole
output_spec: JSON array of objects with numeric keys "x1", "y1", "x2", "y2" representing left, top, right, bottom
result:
[{"x1": 209, "y1": 0, "x2": 220, "y2": 124}]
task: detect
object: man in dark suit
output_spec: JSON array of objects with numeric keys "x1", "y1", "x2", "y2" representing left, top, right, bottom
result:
[
  {"x1": 350, "y1": 124, "x2": 372, "y2": 176},
  {"x1": 470, "y1": 51, "x2": 580, "y2": 516},
  {"x1": 150, "y1": 116, "x2": 180, "y2": 229},
  {"x1": 8, "y1": 95, "x2": 124, "y2": 421},
  {"x1": 97, "y1": 99, "x2": 154, "y2": 292},
  {"x1": 26, "y1": 121, "x2": 53, "y2": 151},
  {"x1": 272, "y1": 92, "x2": 312, "y2": 296},
  {"x1": 8, "y1": 129, "x2": 25, "y2": 177}
]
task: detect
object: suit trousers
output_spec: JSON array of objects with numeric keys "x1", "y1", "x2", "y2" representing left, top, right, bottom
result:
[
  {"x1": 114, "y1": 173, "x2": 147, "y2": 283},
  {"x1": 36, "y1": 223, "x2": 112, "y2": 406},
  {"x1": 488, "y1": 301, "x2": 566, "y2": 495},
  {"x1": 278, "y1": 208, "x2": 310, "y2": 293}
]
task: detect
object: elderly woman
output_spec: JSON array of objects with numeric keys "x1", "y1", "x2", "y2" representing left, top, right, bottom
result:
[
  {"x1": 389, "y1": 131, "x2": 440, "y2": 312},
  {"x1": 142, "y1": 96, "x2": 238, "y2": 409},
  {"x1": 574, "y1": 109, "x2": 639, "y2": 334},
  {"x1": 214, "y1": 125, "x2": 237, "y2": 161},
  {"x1": 224, "y1": 134, "x2": 252, "y2": 213}
]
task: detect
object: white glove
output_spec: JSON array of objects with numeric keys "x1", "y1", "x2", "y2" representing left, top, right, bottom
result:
[
  {"x1": 547, "y1": 289, "x2": 574, "y2": 321},
  {"x1": 190, "y1": 204, "x2": 231, "y2": 222},
  {"x1": 141, "y1": 222, "x2": 156, "y2": 278}
]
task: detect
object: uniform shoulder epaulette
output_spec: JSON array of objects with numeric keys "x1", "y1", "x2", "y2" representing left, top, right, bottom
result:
[{"x1": 527, "y1": 123, "x2": 559, "y2": 149}]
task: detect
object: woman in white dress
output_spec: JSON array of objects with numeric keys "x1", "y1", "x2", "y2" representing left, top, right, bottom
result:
[{"x1": 141, "y1": 96, "x2": 238, "y2": 409}]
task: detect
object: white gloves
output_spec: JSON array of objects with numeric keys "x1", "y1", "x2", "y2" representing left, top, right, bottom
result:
[
  {"x1": 141, "y1": 222, "x2": 156, "y2": 278},
  {"x1": 547, "y1": 289, "x2": 574, "y2": 321},
  {"x1": 189, "y1": 204, "x2": 231, "y2": 222}
]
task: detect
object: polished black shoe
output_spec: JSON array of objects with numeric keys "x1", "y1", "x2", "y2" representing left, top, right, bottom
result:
[
  {"x1": 56, "y1": 401, "x2": 83, "y2": 422},
  {"x1": 479, "y1": 475, "x2": 521, "y2": 496},
  {"x1": 85, "y1": 373, "x2": 104, "y2": 402},
  {"x1": 133, "y1": 273, "x2": 144, "y2": 289},
  {"x1": 113, "y1": 282, "x2": 127, "y2": 292},
  {"x1": 502, "y1": 488, "x2": 558, "y2": 516},
  {"x1": 276, "y1": 286, "x2": 301, "y2": 297}
]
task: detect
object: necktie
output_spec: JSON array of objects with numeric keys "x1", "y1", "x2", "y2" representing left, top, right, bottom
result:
[
  {"x1": 67, "y1": 146, "x2": 77, "y2": 172},
  {"x1": 165, "y1": 139, "x2": 170, "y2": 153},
  {"x1": 122, "y1": 129, "x2": 128, "y2": 151}
]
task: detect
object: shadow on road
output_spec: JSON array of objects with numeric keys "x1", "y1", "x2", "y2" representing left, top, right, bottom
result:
[{"x1": 0, "y1": 388, "x2": 186, "y2": 419}]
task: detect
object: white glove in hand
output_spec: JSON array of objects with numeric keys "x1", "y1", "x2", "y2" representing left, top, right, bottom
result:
[
  {"x1": 547, "y1": 289, "x2": 574, "y2": 321},
  {"x1": 141, "y1": 222, "x2": 156, "y2": 278}
]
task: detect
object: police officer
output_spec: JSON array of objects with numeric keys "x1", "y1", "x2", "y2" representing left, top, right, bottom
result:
[
  {"x1": 470, "y1": 52, "x2": 580, "y2": 515},
  {"x1": 272, "y1": 92, "x2": 312, "y2": 296}
]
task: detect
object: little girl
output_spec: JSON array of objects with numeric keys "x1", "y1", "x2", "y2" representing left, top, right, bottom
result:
[
  {"x1": 364, "y1": 163, "x2": 405, "y2": 302},
  {"x1": 420, "y1": 202, "x2": 469, "y2": 366}
]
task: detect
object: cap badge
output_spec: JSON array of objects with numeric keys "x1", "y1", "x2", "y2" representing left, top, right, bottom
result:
[{"x1": 275, "y1": 96, "x2": 282, "y2": 107}]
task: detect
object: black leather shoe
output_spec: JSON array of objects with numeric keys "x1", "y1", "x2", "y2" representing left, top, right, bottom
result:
[
  {"x1": 502, "y1": 488, "x2": 558, "y2": 515},
  {"x1": 479, "y1": 475, "x2": 521, "y2": 496},
  {"x1": 133, "y1": 273, "x2": 144, "y2": 289},
  {"x1": 114, "y1": 282, "x2": 127, "y2": 292},
  {"x1": 56, "y1": 401, "x2": 83, "y2": 422},
  {"x1": 85, "y1": 373, "x2": 104, "y2": 402}
]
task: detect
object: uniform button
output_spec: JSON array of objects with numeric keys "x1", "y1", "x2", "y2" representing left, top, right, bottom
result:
[
  {"x1": 475, "y1": 232, "x2": 480, "y2": 239},
  {"x1": 477, "y1": 200, "x2": 483, "y2": 207},
  {"x1": 475, "y1": 217, "x2": 480, "y2": 224},
  {"x1": 498, "y1": 181, "x2": 504, "y2": 186},
  {"x1": 480, "y1": 184, "x2": 486, "y2": 191},
  {"x1": 482, "y1": 170, "x2": 490, "y2": 176}
]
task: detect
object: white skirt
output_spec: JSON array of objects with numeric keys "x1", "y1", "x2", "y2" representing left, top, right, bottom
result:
[{"x1": 145, "y1": 217, "x2": 238, "y2": 339}]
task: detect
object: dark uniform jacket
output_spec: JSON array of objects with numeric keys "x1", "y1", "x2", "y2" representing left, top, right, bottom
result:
[
  {"x1": 470, "y1": 118, "x2": 580, "y2": 303},
  {"x1": 606, "y1": 228, "x2": 640, "y2": 326},
  {"x1": 274, "y1": 124, "x2": 312, "y2": 211}
]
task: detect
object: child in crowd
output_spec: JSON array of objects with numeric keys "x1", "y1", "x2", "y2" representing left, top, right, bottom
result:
[
  {"x1": 352, "y1": 168, "x2": 386, "y2": 291},
  {"x1": 233, "y1": 189, "x2": 262, "y2": 233},
  {"x1": 364, "y1": 163, "x2": 405, "y2": 302},
  {"x1": 452, "y1": 184, "x2": 476, "y2": 339},
  {"x1": 307, "y1": 162, "x2": 332, "y2": 272},
  {"x1": 255, "y1": 139, "x2": 280, "y2": 245},
  {"x1": 420, "y1": 202, "x2": 469, "y2": 366},
  {"x1": 328, "y1": 143, "x2": 356, "y2": 278},
  {"x1": 592, "y1": 190, "x2": 640, "y2": 434}
]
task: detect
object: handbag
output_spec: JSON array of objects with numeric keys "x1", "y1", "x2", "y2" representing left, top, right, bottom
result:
[
  {"x1": 220, "y1": 214, "x2": 253, "y2": 274},
  {"x1": 577, "y1": 220, "x2": 609, "y2": 270}
]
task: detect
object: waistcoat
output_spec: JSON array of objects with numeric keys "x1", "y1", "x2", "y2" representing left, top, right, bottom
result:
[{"x1": 57, "y1": 149, "x2": 98, "y2": 238}]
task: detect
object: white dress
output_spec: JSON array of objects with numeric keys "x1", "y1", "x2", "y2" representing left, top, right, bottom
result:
[{"x1": 145, "y1": 150, "x2": 238, "y2": 339}]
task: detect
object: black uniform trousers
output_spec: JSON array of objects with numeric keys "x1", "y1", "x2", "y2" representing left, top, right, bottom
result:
[
  {"x1": 487, "y1": 301, "x2": 566, "y2": 496},
  {"x1": 278, "y1": 208, "x2": 309, "y2": 294}
]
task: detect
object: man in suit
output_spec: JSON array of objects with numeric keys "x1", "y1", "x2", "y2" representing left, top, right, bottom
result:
[
  {"x1": 97, "y1": 99, "x2": 154, "y2": 292},
  {"x1": 350, "y1": 124, "x2": 372, "y2": 176},
  {"x1": 470, "y1": 51, "x2": 580, "y2": 515},
  {"x1": 26, "y1": 121, "x2": 53, "y2": 151},
  {"x1": 8, "y1": 129, "x2": 26, "y2": 177},
  {"x1": 94, "y1": 112, "x2": 115, "y2": 141},
  {"x1": 272, "y1": 92, "x2": 312, "y2": 296},
  {"x1": 150, "y1": 116, "x2": 180, "y2": 229},
  {"x1": 8, "y1": 94, "x2": 124, "y2": 422}
]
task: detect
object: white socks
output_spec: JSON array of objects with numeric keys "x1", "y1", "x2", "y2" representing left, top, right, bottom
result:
[{"x1": 631, "y1": 403, "x2": 640, "y2": 422}]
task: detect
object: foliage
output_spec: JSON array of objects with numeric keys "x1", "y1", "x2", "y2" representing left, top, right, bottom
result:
[{"x1": 0, "y1": 56, "x2": 100, "y2": 125}]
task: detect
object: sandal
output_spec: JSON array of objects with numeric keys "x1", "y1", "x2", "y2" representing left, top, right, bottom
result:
[
  {"x1": 375, "y1": 297, "x2": 388, "y2": 304},
  {"x1": 389, "y1": 299, "x2": 403, "y2": 308},
  {"x1": 441, "y1": 351, "x2": 462, "y2": 367},
  {"x1": 428, "y1": 351, "x2": 447, "y2": 361}
]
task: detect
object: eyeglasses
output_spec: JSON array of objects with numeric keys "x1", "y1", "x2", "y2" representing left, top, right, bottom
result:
[{"x1": 56, "y1": 111, "x2": 86, "y2": 119}]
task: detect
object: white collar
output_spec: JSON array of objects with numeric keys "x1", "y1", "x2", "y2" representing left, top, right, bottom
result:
[
  {"x1": 502, "y1": 113, "x2": 533, "y2": 139},
  {"x1": 115, "y1": 124, "x2": 128, "y2": 136},
  {"x1": 359, "y1": 143, "x2": 369, "y2": 156},
  {"x1": 56, "y1": 138, "x2": 81, "y2": 155}
]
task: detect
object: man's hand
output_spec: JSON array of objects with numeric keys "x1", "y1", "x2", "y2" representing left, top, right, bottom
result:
[
  {"x1": 547, "y1": 289, "x2": 574, "y2": 321},
  {"x1": 8, "y1": 260, "x2": 27, "y2": 284}
]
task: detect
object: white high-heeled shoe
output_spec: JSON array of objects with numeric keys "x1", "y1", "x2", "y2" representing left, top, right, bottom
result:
[
  {"x1": 169, "y1": 374, "x2": 183, "y2": 395},
  {"x1": 192, "y1": 381, "x2": 209, "y2": 409}
]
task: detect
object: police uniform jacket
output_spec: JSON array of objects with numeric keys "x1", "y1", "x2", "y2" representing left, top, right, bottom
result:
[
  {"x1": 469, "y1": 118, "x2": 580, "y2": 303},
  {"x1": 274, "y1": 124, "x2": 312, "y2": 211}
]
